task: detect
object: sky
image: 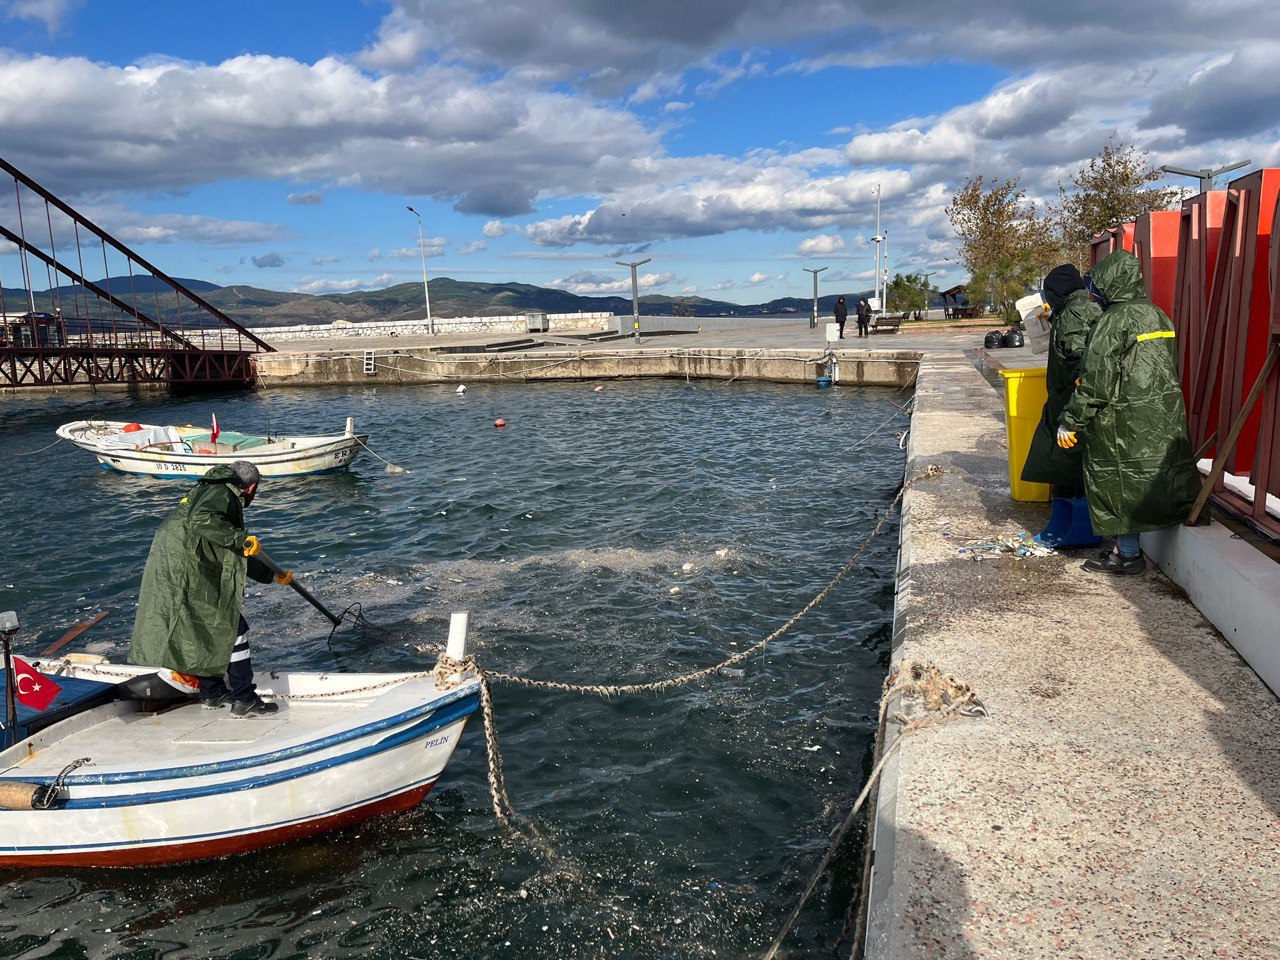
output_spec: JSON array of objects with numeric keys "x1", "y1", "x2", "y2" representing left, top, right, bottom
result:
[{"x1": 1, "y1": 0, "x2": 1278, "y2": 303}]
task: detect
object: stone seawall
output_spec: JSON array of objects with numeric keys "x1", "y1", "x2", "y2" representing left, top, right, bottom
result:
[
  {"x1": 255, "y1": 347, "x2": 920, "y2": 389},
  {"x1": 247, "y1": 312, "x2": 614, "y2": 343}
]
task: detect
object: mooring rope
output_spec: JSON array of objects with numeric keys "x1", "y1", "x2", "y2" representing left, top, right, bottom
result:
[
  {"x1": 11, "y1": 436, "x2": 63, "y2": 456},
  {"x1": 760, "y1": 659, "x2": 987, "y2": 960}
]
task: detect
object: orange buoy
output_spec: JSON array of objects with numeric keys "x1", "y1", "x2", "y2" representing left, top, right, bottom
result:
[
  {"x1": 122, "y1": 422, "x2": 143, "y2": 432},
  {"x1": 494, "y1": 419, "x2": 507, "y2": 428}
]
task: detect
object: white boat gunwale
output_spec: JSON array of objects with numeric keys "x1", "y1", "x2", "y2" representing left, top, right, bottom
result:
[{"x1": 0, "y1": 679, "x2": 480, "y2": 790}]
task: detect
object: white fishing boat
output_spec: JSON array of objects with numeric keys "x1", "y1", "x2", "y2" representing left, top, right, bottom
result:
[
  {"x1": 0, "y1": 618, "x2": 478, "y2": 867},
  {"x1": 55, "y1": 418, "x2": 367, "y2": 478}
]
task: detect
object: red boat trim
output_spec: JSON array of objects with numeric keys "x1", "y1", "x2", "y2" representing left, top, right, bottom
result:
[{"x1": 0, "y1": 782, "x2": 434, "y2": 868}]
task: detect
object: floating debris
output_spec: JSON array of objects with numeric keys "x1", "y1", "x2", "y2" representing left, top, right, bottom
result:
[{"x1": 456, "y1": 384, "x2": 467, "y2": 394}]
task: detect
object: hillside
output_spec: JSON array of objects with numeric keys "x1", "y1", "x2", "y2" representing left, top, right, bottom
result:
[{"x1": 3, "y1": 276, "x2": 877, "y2": 327}]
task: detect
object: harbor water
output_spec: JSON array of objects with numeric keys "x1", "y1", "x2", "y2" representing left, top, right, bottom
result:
[{"x1": 0, "y1": 380, "x2": 906, "y2": 959}]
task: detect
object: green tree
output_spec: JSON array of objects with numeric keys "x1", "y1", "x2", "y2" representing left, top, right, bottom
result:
[
  {"x1": 945, "y1": 176, "x2": 1056, "y2": 323},
  {"x1": 672, "y1": 296, "x2": 695, "y2": 318},
  {"x1": 1053, "y1": 137, "x2": 1182, "y2": 270},
  {"x1": 886, "y1": 272, "x2": 932, "y2": 317}
]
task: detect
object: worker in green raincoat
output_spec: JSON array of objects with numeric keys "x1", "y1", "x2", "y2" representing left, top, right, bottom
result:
[
  {"x1": 1021, "y1": 263, "x2": 1103, "y2": 548},
  {"x1": 130, "y1": 462, "x2": 292, "y2": 716},
  {"x1": 1057, "y1": 250, "x2": 1200, "y2": 575}
]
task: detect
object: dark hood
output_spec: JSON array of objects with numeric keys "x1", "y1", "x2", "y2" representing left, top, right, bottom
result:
[{"x1": 1042, "y1": 263, "x2": 1085, "y2": 313}]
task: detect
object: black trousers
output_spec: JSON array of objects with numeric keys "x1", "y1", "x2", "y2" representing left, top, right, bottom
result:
[
  {"x1": 857, "y1": 320, "x2": 870, "y2": 337},
  {"x1": 198, "y1": 614, "x2": 257, "y2": 703},
  {"x1": 837, "y1": 319, "x2": 846, "y2": 338}
]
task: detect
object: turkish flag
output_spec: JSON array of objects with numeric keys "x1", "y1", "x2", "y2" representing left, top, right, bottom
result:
[
  {"x1": 211, "y1": 413, "x2": 220, "y2": 444},
  {"x1": 10, "y1": 657, "x2": 62, "y2": 712}
]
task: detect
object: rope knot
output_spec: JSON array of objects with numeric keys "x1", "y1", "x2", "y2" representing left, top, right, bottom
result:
[{"x1": 433, "y1": 654, "x2": 476, "y2": 691}]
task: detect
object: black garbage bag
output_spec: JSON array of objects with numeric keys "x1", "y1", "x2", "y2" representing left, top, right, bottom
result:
[
  {"x1": 1003, "y1": 329, "x2": 1025, "y2": 348},
  {"x1": 983, "y1": 330, "x2": 1004, "y2": 349}
]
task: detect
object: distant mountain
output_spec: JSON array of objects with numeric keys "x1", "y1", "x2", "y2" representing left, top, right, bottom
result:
[{"x1": 1, "y1": 276, "x2": 876, "y2": 328}]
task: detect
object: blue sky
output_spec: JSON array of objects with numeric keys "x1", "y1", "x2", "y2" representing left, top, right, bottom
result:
[{"x1": 2, "y1": 0, "x2": 1277, "y2": 304}]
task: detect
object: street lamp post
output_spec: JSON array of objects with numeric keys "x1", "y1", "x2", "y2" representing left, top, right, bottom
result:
[
  {"x1": 881, "y1": 233, "x2": 890, "y2": 313},
  {"x1": 872, "y1": 183, "x2": 882, "y2": 306},
  {"x1": 405, "y1": 205, "x2": 434, "y2": 335},
  {"x1": 1160, "y1": 160, "x2": 1251, "y2": 194},
  {"x1": 803, "y1": 267, "x2": 827, "y2": 330},
  {"x1": 616, "y1": 258, "x2": 651, "y2": 341}
]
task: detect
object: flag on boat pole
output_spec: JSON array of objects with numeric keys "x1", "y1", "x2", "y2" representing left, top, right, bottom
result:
[
  {"x1": 211, "y1": 413, "x2": 220, "y2": 445},
  {"x1": 10, "y1": 657, "x2": 61, "y2": 713}
]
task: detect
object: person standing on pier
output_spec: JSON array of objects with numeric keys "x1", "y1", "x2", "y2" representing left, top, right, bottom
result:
[
  {"x1": 1056, "y1": 250, "x2": 1199, "y2": 575},
  {"x1": 1021, "y1": 263, "x2": 1102, "y2": 547},
  {"x1": 834, "y1": 296, "x2": 849, "y2": 339},
  {"x1": 856, "y1": 298, "x2": 872, "y2": 337},
  {"x1": 130, "y1": 461, "x2": 291, "y2": 715}
]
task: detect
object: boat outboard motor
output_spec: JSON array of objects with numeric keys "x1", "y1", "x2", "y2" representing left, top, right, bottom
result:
[
  {"x1": 1003, "y1": 329, "x2": 1025, "y2": 348},
  {"x1": 984, "y1": 330, "x2": 1004, "y2": 349}
]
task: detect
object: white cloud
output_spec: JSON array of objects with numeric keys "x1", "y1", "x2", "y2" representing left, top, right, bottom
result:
[
  {"x1": 6, "y1": 0, "x2": 80, "y2": 35},
  {"x1": 292, "y1": 277, "x2": 364, "y2": 294},
  {"x1": 0, "y1": 52, "x2": 663, "y2": 218},
  {"x1": 251, "y1": 252, "x2": 285, "y2": 269},
  {"x1": 101, "y1": 211, "x2": 288, "y2": 246},
  {"x1": 745, "y1": 271, "x2": 781, "y2": 287},
  {"x1": 459, "y1": 240, "x2": 487, "y2": 254},
  {"x1": 482, "y1": 219, "x2": 510, "y2": 238},
  {"x1": 551, "y1": 269, "x2": 676, "y2": 295},
  {"x1": 662, "y1": 101, "x2": 693, "y2": 114},
  {"x1": 388, "y1": 237, "x2": 447, "y2": 258},
  {"x1": 286, "y1": 190, "x2": 324, "y2": 205},
  {"x1": 797, "y1": 234, "x2": 846, "y2": 256},
  {"x1": 309, "y1": 255, "x2": 341, "y2": 265}
]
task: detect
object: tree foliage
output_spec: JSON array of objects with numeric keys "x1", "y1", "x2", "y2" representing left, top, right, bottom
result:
[
  {"x1": 672, "y1": 296, "x2": 695, "y2": 317},
  {"x1": 945, "y1": 176, "x2": 1054, "y2": 322},
  {"x1": 1053, "y1": 137, "x2": 1182, "y2": 270},
  {"x1": 886, "y1": 272, "x2": 932, "y2": 316}
]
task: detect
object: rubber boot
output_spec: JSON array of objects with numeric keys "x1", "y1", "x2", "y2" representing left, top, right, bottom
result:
[
  {"x1": 1033, "y1": 497, "x2": 1073, "y2": 546},
  {"x1": 1055, "y1": 497, "x2": 1103, "y2": 549}
]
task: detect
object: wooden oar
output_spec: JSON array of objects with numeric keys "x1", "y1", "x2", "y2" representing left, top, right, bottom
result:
[{"x1": 40, "y1": 610, "x2": 109, "y2": 657}]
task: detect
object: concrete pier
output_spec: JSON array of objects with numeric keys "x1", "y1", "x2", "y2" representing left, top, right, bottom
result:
[{"x1": 866, "y1": 348, "x2": 1280, "y2": 958}]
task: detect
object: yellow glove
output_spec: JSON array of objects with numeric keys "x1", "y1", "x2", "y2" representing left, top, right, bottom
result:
[
  {"x1": 243, "y1": 535, "x2": 261, "y2": 557},
  {"x1": 1056, "y1": 427, "x2": 1078, "y2": 449},
  {"x1": 274, "y1": 570, "x2": 293, "y2": 585}
]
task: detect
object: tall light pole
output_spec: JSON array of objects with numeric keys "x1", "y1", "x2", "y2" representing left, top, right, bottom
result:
[
  {"x1": 881, "y1": 233, "x2": 890, "y2": 313},
  {"x1": 872, "y1": 183, "x2": 882, "y2": 307},
  {"x1": 1160, "y1": 160, "x2": 1250, "y2": 194},
  {"x1": 804, "y1": 266, "x2": 827, "y2": 329},
  {"x1": 405, "y1": 205, "x2": 433, "y2": 335},
  {"x1": 616, "y1": 257, "x2": 651, "y2": 340}
]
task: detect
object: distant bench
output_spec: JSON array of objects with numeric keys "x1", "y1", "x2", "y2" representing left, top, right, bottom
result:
[{"x1": 872, "y1": 312, "x2": 907, "y2": 334}]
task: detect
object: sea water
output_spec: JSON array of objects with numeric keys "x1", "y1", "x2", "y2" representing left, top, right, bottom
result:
[{"x1": 0, "y1": 379, "x2": 906, "y2": 959}]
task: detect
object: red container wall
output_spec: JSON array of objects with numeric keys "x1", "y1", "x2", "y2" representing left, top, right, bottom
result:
[
  {"x1": 1089, "y1": 223, "x2": 1136, "y2": 266},
  {"x1": 1133, "y1": 210, "x2": 1181, "y2": 318},
  {"x1": 1176, "y1": 192, "x2": 1227, "y2": 434},
  {"x1": 1211, "y1": 169, "x2": 1280, "y2": 476}
]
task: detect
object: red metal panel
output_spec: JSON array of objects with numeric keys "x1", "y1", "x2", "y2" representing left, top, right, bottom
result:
[
  {"x1": 1174, "y1": 191, "x2": 1227, "y2": 420},
  {"x1": 1089, "y1": 223, "x2": 1136, "y2": 266},
  {"x1": 1133, "y1": 210, "x2": 1181, "y2": 318},
  {"x1": 1213, "y1": 170, "x2": 1280, "y2": 476}
]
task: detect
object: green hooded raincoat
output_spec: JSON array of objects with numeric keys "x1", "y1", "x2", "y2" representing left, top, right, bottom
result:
[
  {"x1": 1059, "y1": 251, "x2": 1199, "y2": 535},
  {"x1": 1021, "y1": 288, "x2": 1102, "y2": 486},
  {"x1": 129, "y1": 466, "x2": 272, "y2": 676}
]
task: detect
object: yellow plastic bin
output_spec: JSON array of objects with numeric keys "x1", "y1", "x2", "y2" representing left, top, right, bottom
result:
[{"x1": 998, "y1": 367, "x2": 1051, "y2": 502}]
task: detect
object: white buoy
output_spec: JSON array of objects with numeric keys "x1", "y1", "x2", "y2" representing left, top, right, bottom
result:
[{"x1": 456, "y1": 384, "x2": 467, "y2": 395}]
